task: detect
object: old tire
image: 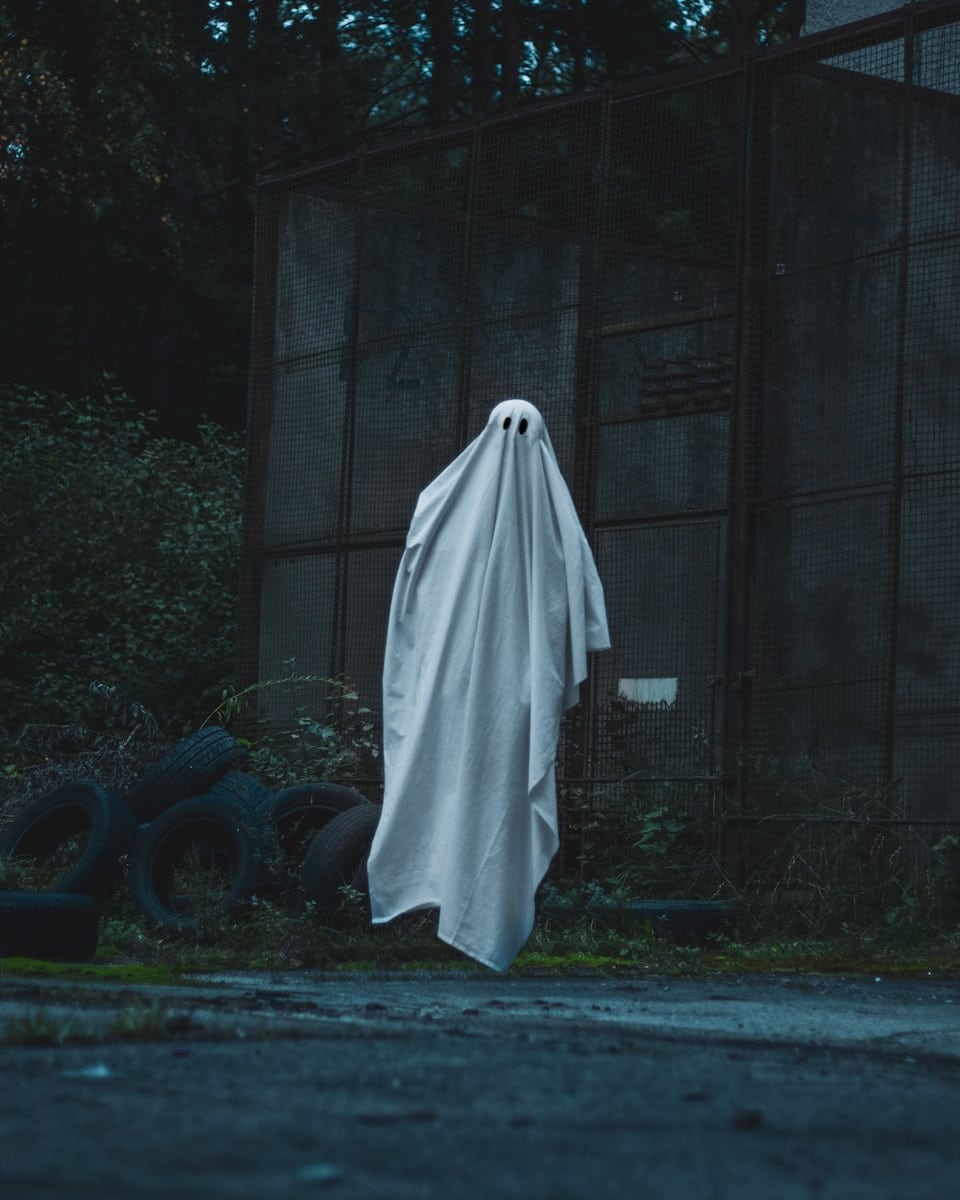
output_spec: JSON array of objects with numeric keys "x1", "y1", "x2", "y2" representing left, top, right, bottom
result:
[
  {"x1": 0, "y1": 783, "x2": 139, "y2": 898},
  {"x1": 207, "y1": 770, "x2": 274, "y2": 813},
  {"x1": 267, "y1": 782, "x2": 372, "y2": 863},
  {"x1": 299, "y1": 804, "x2": 381, "y2": 921},
  {"x1": 0, "y1": 891, "x2": 99, "y2": 961},
  {"x1": 129, "y1": 794, "x2": 276, "y2": 932},
  {"x1": 124, "y1": 725, "x2": 248, "y2": 823},
  {"x1": 622, "y1": 899, "x2": 734, "y2": 946}
]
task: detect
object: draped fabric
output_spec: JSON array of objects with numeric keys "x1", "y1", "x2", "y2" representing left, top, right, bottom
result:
[{"x1": 366, "y1": 399, "x2": 610, "y2": 971}]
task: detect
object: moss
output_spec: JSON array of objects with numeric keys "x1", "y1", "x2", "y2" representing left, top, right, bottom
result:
[
  {"x1": 514, "y1": 951, "x2": 637, "y2": 973},
  {"x1": 0, "y1": 957, "x2": 184, "y2": 986},
  {"x1": 703, "y1": 936, "x2": 960, "y2": 978},
  {"x1": 322, "y1": 958, "x2": 474, "y2": 972}
]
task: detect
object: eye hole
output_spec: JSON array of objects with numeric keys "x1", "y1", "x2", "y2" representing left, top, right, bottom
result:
[
  {"x1": 503, "y1": 417, "x2": 511, "y2": 430},
  {"x1": 518, "y1": 418, "x2": 528, "y2": 434}
]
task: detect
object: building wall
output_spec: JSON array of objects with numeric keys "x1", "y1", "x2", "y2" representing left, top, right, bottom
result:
[
  {"x1": 245, "y1": 4, "x2": 960, "y2": 859},
  {"x1": 803, "y1": 0, "x2": 906, "y2": 36}
]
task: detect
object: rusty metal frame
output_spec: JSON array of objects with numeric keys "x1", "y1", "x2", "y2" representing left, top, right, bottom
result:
[
  {"x1": 237, "y1": 184, "x2": 281, "y2": 699},
  {"x1": 241, "y1": 1, "x2": 960, "y2": 847}
]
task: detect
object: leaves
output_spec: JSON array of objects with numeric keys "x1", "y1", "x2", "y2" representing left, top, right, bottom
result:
[
  {"x1": 0, "y1": 384, "x2": 243, "y2": 747},
  {"x1": 0, "y1": 2, "x2": 800, "y2": 431}
]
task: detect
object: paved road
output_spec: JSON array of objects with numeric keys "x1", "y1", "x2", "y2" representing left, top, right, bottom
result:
[{"x1": 2, "y1": 970, "x2": 959, "y2": 1199}]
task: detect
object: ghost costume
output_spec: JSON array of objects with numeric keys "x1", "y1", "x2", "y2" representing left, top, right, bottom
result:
[{"x1": 366, "y1": 399, "x2": 610, "y2": 971}]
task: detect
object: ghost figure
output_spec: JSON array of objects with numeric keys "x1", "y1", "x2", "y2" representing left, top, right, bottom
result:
[{"x1": 366, "y1": 399, "x2": 610, "y2": 971}]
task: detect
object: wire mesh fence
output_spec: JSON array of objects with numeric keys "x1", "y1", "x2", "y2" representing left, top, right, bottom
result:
[{"x1": 243, "y1": 2, "x2": 960, "y2": 897}]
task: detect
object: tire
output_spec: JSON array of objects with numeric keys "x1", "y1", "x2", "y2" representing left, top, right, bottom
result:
[
  {"x1": 206, "y1": 770, "x2": 273, "y2": 813},
  {"x1": 129, "y1": 794, "x2": 276, "y2": 932},
  {"x1": 124, "y1": 726, "x2": 248, "y2": 822},
  {"x1": 299, "y1": 804, "x2": 381, "y2": 921},
  {"x1": 0, "y1": 891, "x2": 99, "y2": 961},
  {"x1": 0, "y1": 783, "x2": 139, "y2": 899},
  {"x1": 266, "y1": 782, "x2": 372, "y2": 865},
  {"x1": 622, "y1": 899, "x2": 734, "y2": 946}
]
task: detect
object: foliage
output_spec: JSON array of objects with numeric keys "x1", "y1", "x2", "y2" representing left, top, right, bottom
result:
[
  {"x1": 2, "y1": 1009, "x2": 99, "y2": 1047},
  {"x1": 539, "y1": 878, "x2": 635, "y2": 923},
  {"x1": 884, "y1": 834, "x2": 960, "y2": 932},
  {"x1": 0, "y1": 384, "x2": 243, "y2": 758},
  {"x1": 0, "y1": 855, "x2": 40, "y2": 891},
  {"x1": 727, "y1": 759, "x2": 920, "y2": 937},
  {"x1": 558, "y1": 780, "x2": 725, "y2": 902},
  {"x1": 248, "y1": 702, "x2": 381, "y2": 794},
  {"x1": 0, "y1": 1, "x2": 244, "y2": 430},
  {"x1": 107, "y1": 999, "x2": 173, "y2": 1041},
  {"x1": 0, "y1": 697, "x2": 167, "y2": 826},
  {"x1": 704, "y1": 929, "x2": 960, "y2": 978},
  {"x1": 204, "y1": 671, "x2": 382, "y2": 791},
  {"x1": 568, "y1": 706, "x2": 725, "y2": 900},
  {"x1": 924, "y1": 835, "x2": 960, "y2": 927},
  {"x1": 5, "y1": 873, "x2": 960, "y2": 985}
]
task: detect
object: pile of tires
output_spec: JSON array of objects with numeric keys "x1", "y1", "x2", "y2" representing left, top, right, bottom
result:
[{"x1": 0, "y1": 725, "x2": 380, "y2": 961}]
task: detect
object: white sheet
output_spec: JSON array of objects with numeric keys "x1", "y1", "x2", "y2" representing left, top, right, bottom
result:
[{"x1": 366, "y1": 399, "x2": 610, "y2": 970}]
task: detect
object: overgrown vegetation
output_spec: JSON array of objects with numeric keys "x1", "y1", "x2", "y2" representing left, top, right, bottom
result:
[
  {"x1": 206, "y1": 673, "x2": 382, "y2": 791},
  {"x1": 1, "y1": 384, "x2": 958, "y2": 980},
  {"x1": 0, "y1": 385, "x2": 242, "y2": 767}
]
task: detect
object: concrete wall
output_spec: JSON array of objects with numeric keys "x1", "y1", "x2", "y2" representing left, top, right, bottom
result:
[
  {"x1": 753, "y1": 52, "x2": 960, "y2": 812},
  {"x1": 252, "y1": 14, "x2": 959, "y2": 820},
  {"x1": 803, "y1": 0, "x2": 906, "y2": 36}
]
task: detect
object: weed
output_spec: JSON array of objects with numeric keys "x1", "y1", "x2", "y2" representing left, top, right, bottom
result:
[
  {"x1": 205, "y1": 670, "x2": 381, "y2": 793},
  {"x1": 335, "y1": 881, "x2": 371, "y2": 928},
  {"x1": 922, "y1": 834, "x2": 960, "y2": 926},
  {"x1": 704, "y1": 928, "x2": 960, "y2": 977},
  {"x1": 108, "y1": 999, "x2": 170, "y2": 1040},
  {"x1": 167, "y1": 841, "x2": 240, "y2": 936},
  {"x1": 521, "y1": 919, "x2": 701, "y2": 975},
  {"x1": 0, "y1": 687, "x2": 166, "y2": 822},
  {"x1": 0, "y1": 856, "x2": 51, "y2": 891},
  {"x1": 0, "y1": 833, "x2": 89, "y2": 892},
  {"x1": 3, "y1": 1009, "x2": 98, "y2": 1046}
]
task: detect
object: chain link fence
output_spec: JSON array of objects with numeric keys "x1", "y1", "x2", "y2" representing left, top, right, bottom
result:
[{"x1": 243, "y1": 2, "x2": 960, "y2": 897}]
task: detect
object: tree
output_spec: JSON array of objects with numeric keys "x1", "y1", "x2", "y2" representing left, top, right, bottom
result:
[
  {"x1": 0, "y1": 384, "x2": 244, "y2": 744},
  {"x1": 679, "y1": 0, "x2": 805, "y2": 58},
  {"x1": 1, "y1": 1, "x2": 801, "y2": 432},
  {"x1": 1, "y1": 1, "x2": 242, "y2": 431},
  {"x1": 0, "y1": 1, "x2": 381, "y2": 432}
]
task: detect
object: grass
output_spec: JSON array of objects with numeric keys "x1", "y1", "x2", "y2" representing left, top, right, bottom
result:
[
  {"x1": 6, "y1": 924, "x2": 957, "y2": 1051},
  {"x1": 4, "y1": 701, "x2": 959, "y2": 985},
  {"x1": 3, "y1": 805, "x2": 959, "y2": 984},
  {"x1": 1, "y1": 997, "x2": 209, "y2": 1047},
  {"x1": 0, "y1": 957, "x2": 185, "y2": 985},
  {"x1": 7, "y1": 911, "x2": 957, "y2": 983},
  {"x1": 2, "y1": 1002, "x2": 169, "y2": 1046},
  {"x1": 107, "y1": 998, "x2": 172, "y2": 1039},
  {"x1": 3, "y1": 1010, "x2": 102, "y2": 1046},
  {"x1": 2, "y1": 876, "x2": 959, "y2": 982},
  {"x1": 703, "y1": 930, "x2": 960, "y2": 978}
]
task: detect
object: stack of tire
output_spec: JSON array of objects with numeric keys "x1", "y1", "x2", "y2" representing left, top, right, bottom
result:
[{"x1": 0, "y1": 726, "x2": 380, "y2": 961}]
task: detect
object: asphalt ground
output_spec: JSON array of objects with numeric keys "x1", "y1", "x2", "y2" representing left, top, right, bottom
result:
[{"x1": 2, "y1": 970, "x2": 960, "y2": 1199}]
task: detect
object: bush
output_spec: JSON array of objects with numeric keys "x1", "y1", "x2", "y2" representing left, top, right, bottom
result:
[{"x1": 0, "y1": 384, "x2": 243, "y2": 757}]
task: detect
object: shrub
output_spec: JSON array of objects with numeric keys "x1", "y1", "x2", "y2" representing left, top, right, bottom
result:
[{"x1": 0, "y1": 384, "x2": 243, "y2": 758}]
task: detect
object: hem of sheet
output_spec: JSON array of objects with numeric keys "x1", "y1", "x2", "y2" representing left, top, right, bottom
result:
[
  {"x1": 440, "y1": 798, "x2": 556, "y2": 973},
  {"x1": 441, "y1": 793, "x2": 528, "y2": 956},
  {"x1": 369, "y1": 898, "x2": 439, "y2": 925},
  {"x1": 369, "y1": 907, "x2": 511, "y2": 972},
  {"x1": 437, "y1": 929, "x2": 508, "y2": 973}
]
